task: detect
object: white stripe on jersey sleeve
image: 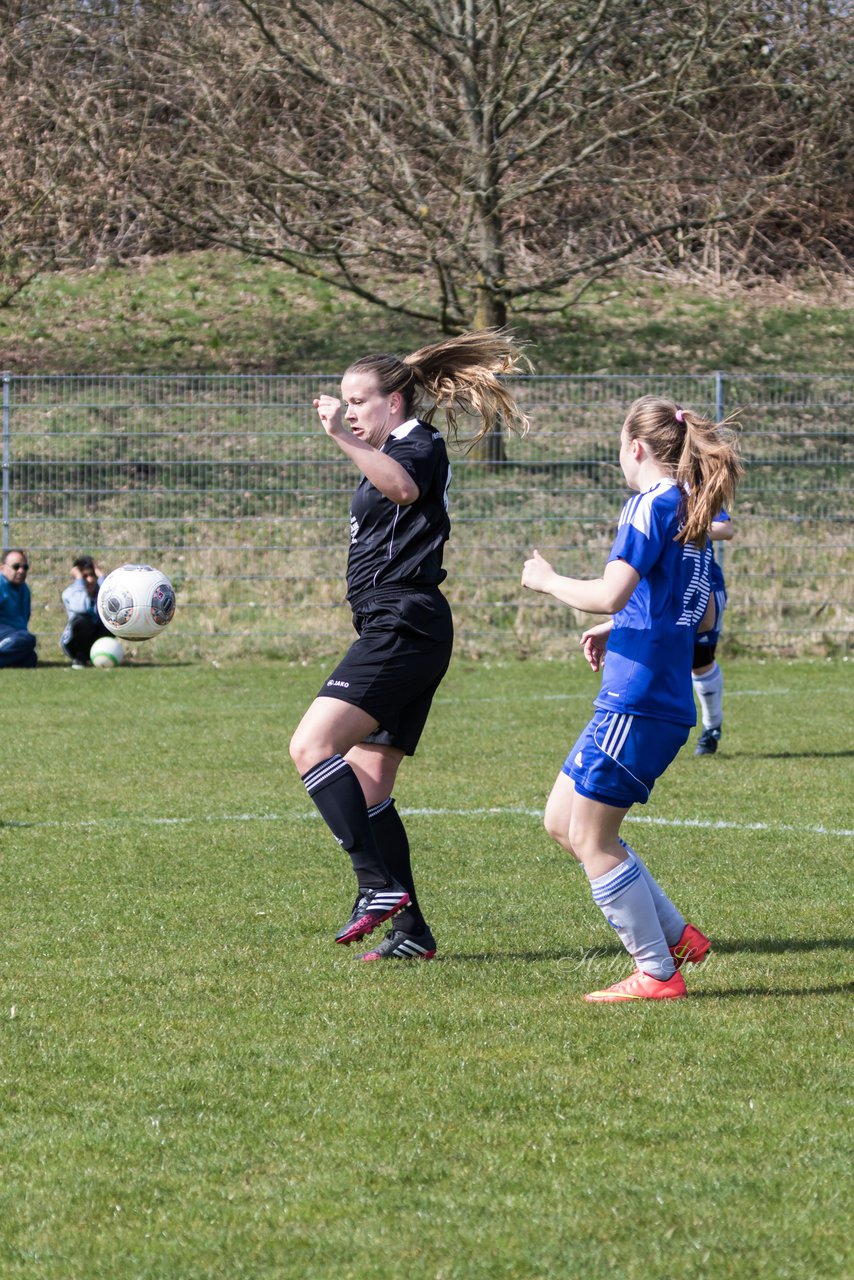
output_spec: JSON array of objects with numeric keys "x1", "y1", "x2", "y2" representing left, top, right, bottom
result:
[{"x1": 617, "y1": 479, "x2": 678, "y2": 535}]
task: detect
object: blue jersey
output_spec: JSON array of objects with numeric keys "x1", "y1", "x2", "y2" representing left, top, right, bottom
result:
[{"x1": 595, "y1": 479, "x2": 712, "y2": 726}]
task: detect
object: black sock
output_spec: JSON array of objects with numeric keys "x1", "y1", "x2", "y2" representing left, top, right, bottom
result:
[
  {"x1": 368, "y1": 797, "x2": 426, "y2": 932},
  {"x1": 301, "y1": 755, "x2": 391, "y2": 891}
]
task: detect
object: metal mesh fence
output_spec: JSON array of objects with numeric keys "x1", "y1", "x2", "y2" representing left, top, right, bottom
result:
[{"x1": 2, "y1": 371, "x2": 852, "y2": 659}]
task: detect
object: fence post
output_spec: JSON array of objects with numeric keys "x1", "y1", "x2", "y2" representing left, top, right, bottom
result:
[
  {"x1": 1, "y1": 372, "x2": 10, "y2": 552},
  {"x1": 714, "y1": 370, "x2": 727, "y2": 575},
  {"x1": 715, "y1": 369, "x2": 726, "y2": 423}
]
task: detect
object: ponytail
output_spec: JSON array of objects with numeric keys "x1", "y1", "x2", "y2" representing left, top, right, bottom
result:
[
  {"x1": 346, "y1": 329, "x2": 531, "y2": 446},
  {"x1": 676, "y1": 410, "x2": 743, "y2": 544}
]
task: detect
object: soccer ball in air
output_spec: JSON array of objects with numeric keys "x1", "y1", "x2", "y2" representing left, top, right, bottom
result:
[
  {"x1": 97, "y1": 564, "x2": 176, "y2": 641},
  {"x1": 90, "y1": 636, "x2": 125, "y2": 668}
]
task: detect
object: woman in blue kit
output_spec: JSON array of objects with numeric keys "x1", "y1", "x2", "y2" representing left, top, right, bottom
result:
[
  {"x1": 290, "y1": 331, "x2": 530, "y2": 962},
  {"x1": 522, "y1": 396, "x2": 742, "y2": 1002}
]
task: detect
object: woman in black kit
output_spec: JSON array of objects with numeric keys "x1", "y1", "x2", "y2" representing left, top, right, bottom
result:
[{"x1": 289, "y1": 331, "x2": 529, "y2": 961}]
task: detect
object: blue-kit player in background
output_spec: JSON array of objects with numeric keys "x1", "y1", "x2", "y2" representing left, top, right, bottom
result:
[
  {"x1": 692, "y1": 511, "x2": 735, "y2": 755},
  {"x1": 522, "y1": 396, "x2": 742, "y2": 1002},
  {"x1": 289, "y1": 331, "x2": 530, "y2": 963},
  {"x1": 0, "y1": 548, "x2": 37, "y2": 668}
]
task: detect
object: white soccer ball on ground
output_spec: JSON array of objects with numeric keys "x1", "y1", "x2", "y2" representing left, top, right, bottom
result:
[
  {"x1": 90, "y1": 636, "x2": 125, "y2": 668},
  {"x1": 97, "y1": 564, "x2": 176, "y2": 641}
]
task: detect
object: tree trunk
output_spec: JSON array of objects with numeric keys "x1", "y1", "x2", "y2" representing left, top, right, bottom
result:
[
  {"x1": 469, "y1": 279, "x2": 508, "y2": 463},
  {"x1": 470, "y1": 147, "x2": 508, "y2": 461}
]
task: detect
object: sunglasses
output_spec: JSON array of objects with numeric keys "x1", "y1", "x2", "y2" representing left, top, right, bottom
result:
[{"x1": 6, "y1": 562, "x2": 28, "y2": 570}]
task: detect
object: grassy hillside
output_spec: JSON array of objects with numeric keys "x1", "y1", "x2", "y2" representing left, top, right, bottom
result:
[{"x1": 1, "y1": 251, "x2": 852, "y2": 374}]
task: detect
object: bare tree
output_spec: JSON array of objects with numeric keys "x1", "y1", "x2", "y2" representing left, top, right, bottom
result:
[{"x1": 3, "y1": 1, "x2": 852, "y2": 325}]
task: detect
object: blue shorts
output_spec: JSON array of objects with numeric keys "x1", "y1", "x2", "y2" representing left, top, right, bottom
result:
[{"x1": 562, "y1": 710, "x2": 691, "y2": 808}]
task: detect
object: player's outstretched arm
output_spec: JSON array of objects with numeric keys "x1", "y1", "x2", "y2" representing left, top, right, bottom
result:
[{"x1": 521, "y1": 550, "x2": 639, "y2": 615}]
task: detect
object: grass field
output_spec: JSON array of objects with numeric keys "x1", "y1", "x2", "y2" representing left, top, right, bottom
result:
[
  {"x1": 2, "y1": 249, "x2": 852, "y2": 375},
  {"x1": 1, "y1": 655, "x2": 851, "y2": 1279}
]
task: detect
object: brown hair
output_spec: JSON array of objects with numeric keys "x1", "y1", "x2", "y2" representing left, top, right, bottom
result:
[
  {"x1": 623, "y1": 396, "x2": 743, "y2": 545},
  {"x1": 345, "y1": 329, "x2": 530, "y2": 446}
]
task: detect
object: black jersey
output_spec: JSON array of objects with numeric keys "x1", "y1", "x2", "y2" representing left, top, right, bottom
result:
[{"x1": 346, "y1": 419, "x2": 451, "y2": 604}]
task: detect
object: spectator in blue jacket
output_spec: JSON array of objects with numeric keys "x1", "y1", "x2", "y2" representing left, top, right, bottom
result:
[
  {"x1": 0, "y1": 548, "x2": 38, "y2": 668},
  {"x1": 61, "y1": 556, "x2": 112, "y2": 668}
]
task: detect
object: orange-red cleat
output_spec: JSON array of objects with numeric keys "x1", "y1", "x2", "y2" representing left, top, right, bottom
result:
[
  {"x1": 584, "y1": 968, "x2": 687, "y2": 1002},
  {"x1": 670, "y1": 923, "x2": 711, "y2": 969}
]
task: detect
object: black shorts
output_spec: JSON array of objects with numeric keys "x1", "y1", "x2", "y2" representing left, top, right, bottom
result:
[{"x1": 317, "y1": 587, "x2": 454, "y2": 755}]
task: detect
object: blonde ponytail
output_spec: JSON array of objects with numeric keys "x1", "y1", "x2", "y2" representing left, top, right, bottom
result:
[
  {"x1": 347, "y1": 329, "x2": 530, "y2": 447},
  {"x1": 676, "y1": 412, "x2": 743, "y2": 543}
]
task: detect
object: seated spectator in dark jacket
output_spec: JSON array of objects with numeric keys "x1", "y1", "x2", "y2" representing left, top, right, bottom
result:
[
  {"x1": 61, "y1": 556, "x2": 112, "y2": 668},
  {"x1": 0, "y1": 548, "x2": 38, "y2": 668}
]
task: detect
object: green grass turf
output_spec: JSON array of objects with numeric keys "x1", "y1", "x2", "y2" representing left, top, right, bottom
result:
[
  {"x1": 1, "y1": 249, "x2": 852, "y2": 374},
  {"x1": 1, "y1": 656, "x2": 851, "y2": 1279}
]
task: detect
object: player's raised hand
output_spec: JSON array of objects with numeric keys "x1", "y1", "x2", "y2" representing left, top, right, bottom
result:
[
  {"x1": 313, "y1": 394, "x2": 344, "y2": 436},
  {"x1": 521, "y1": 548, "x2": 555, "y2": 594}
]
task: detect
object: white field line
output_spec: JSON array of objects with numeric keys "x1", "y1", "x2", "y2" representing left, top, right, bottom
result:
[
  {"x1": 434, "y1": 686, "x2": 852, "y2": 706},
  {"x1": 3, "y1": 806, "x2": 852, "y2": 838}
]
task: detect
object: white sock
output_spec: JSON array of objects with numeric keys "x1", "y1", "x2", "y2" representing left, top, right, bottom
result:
[
  {"x1": 587, "y1": 853, "x2": 675, "y2": 980},
  {"x1": 619, "y1": 839, "x2": 686, "y2": 947},
  {"x1": 692, "y1": 662, "x2": 723, "y2": 730}
]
